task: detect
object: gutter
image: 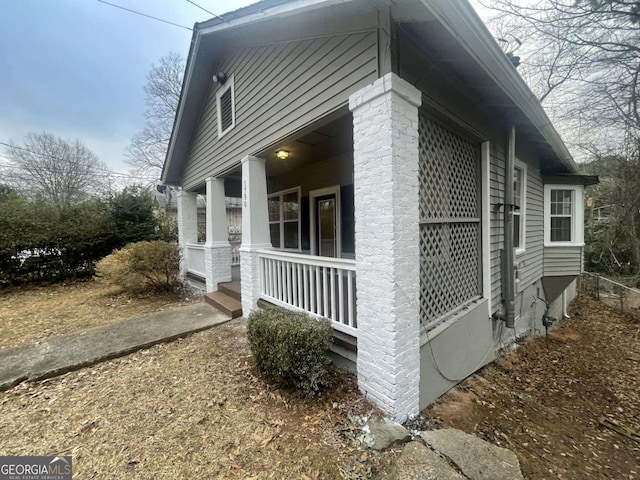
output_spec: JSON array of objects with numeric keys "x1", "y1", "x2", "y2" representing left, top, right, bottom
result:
[
  {"x1": 197, "y1": 0, "x2": 357, "y2": 36},
  {"x1": 503, "y1": 127, "x2": 516, "y2": 328},
  {"x1": 491, "y1": 127, "x2": 516, "y2": 328}
]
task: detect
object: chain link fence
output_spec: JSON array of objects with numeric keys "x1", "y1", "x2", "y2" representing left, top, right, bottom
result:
[{"x1": 579, "y1": 272, "x2": 640, "y2": 319}]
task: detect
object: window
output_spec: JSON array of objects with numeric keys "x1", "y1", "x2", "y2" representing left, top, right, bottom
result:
[
  {"x1": 216, "y1": 74, "x2": 235, "y2": 138},
  {"x1": 513, "y1": 160, "x2": 527, "y2": 254},
  {"x1": 268, "y1": 187, "x2": 301, "y2": 250},
  {"x1": 544, "y1": 185, "x2": 584, "y2": 246}
]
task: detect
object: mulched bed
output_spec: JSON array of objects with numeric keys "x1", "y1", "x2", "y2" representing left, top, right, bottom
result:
[{"x1": 423, "y1": 296, "x2": 640, "y2": 479}]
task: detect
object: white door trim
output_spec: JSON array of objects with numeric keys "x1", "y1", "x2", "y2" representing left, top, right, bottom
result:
[{"x1": 309, "y1": 185, "x2": 341, "y2": 258}]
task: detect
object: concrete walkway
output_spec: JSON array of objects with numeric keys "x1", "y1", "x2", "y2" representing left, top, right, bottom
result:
[{"x1": 0, "y1": 303, "x2": 230, "y2": 391}]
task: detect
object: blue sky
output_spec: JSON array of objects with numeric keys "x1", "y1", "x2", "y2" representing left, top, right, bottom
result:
[{"x1": 0, "y1": 0, "x2": 254, "y2": 173}]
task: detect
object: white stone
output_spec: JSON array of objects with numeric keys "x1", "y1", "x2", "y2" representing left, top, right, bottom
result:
[
  {"x1": 349, "y1": 72, "x2": 422, "y2": 422},
  {"x1": 240, "y1": 156, "x2": 272, "y2": 315},
  {"x1": 204, "y1": 177, "x2": 232, "y2": 291}
]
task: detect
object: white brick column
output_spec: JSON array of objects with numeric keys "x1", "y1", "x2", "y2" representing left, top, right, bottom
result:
[
  {"x1": 240, "y1": 156, "x2": 271, "y2": 315},
  {"x1": 349, "y1": 72, "x2": 422, "y2": 422},
  {"x1": 204, "y1": 177, "x2": 232, "y2": 292},
  {"x1": 176, "y1": 190, "x2": 199, "y2": 280}
]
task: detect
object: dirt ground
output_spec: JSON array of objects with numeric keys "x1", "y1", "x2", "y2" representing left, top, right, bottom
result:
[
  {"x1": 0, "y1": 280, "x2": 395, "y2": 478},
  {"x1": 0, "y1": 319, "x2": 395, "y2": 479},
  {"x1": 423, "y1": 296, "x2": 640, "y2": 480},
  {"x1": 2, "y1": 282, "x2": 639, "y2": 479},
  {"x1": 0, "y1": 280, "x2": 190, "y2": 350}
]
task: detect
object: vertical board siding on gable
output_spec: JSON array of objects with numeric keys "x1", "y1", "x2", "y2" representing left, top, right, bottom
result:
[{"x1": 182, "y1": 31, "x2": 378, "y2": 190}]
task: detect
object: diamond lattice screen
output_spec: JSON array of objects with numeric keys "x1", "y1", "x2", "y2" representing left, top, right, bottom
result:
[{"x1": 419, "y1": 115, "x2": 482, "y2": 326}]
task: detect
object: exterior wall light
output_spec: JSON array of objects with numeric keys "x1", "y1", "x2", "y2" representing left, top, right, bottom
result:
[
  {"x1": 212, "y1": 71, "x2": 227, "y2": 85},
  {"x1": 276, "y1": 150, "x2": 289, "y2": 160}
]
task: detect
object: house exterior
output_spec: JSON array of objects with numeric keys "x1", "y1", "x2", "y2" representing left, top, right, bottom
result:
[
  {"x1": 152, "y1": 189, "x2": 242, "y2": 284},
  {"x1": 161, "y1": 0, "x2": 596, "y2": 421}
]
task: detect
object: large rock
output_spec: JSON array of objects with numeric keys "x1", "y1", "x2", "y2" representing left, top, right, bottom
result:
[
  {"x1": 420, "y1": 428, "x2": 524, "y2": 480},
  {"x1": 366, "y1": 418, "x2": 412, "y2": 450},
  {"x1": 386, "y1": 442, "x2": 466, "y2": 480}
]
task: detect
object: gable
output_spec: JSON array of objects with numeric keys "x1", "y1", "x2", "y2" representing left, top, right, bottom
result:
[{"x1": 181, "y1": 30, "x2": 378, "y2": 190}]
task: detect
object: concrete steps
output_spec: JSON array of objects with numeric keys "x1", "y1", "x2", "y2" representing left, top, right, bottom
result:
[{"x1": 204, "y1": 281, "x2": 242, "y2": 318}]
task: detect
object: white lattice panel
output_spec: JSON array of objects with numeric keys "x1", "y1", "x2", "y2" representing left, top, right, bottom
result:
[{"x1": 419, "y1": 115, "x2": 481, "y2": 326}]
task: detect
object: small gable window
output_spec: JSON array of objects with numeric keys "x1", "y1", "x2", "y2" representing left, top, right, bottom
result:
[{"x1": 216, "y1": 74, "x2": 235, "y2": 139}]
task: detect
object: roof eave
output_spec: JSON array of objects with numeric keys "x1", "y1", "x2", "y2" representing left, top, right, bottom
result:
[
  {"x1": 419, "y1": 0, "x2": 577, "y2": 173},
  {"x1": 161, "y1": 27, "x2": 201, "y2": 185}
]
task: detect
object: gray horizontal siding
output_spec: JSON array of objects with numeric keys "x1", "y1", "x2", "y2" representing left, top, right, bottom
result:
[
  {"x1": 490, "y1": 146, "x2": 505, "y2": 314},
  {"x1": 516, "y1": 169, "x2": 544, "y2": 291},
  {"x1": 182, "y1": 30, "x2": 378, "y2": 190},
  {"x1": 544, "y1": 246, "x2": 583, "y2": 276},
  {"x1": 490, "y1": 148, "x2": 546, "y2": 314}
]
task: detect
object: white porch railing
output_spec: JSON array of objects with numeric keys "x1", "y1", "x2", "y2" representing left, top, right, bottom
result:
[
  {"x1": 230, "y1": 239, "x2": 241, "y2": 266},
  {"x1": 257, "y1": 249, "x2": 357, "y2": 337},
  {"x1": 185, "y1": 243, "x2": 205, "y2": 278}
]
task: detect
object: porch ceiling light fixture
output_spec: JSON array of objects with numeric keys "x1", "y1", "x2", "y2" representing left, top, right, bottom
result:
[{"x1": 275, "y1": 149, "x2": 289, "y2": 160}]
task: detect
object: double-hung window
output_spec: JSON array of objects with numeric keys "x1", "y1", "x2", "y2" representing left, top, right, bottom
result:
[
  {"x1": 513, "y1": 160, "x2": 527, "y2": 254},
  {"x1": 268, "y1": 187, "x2": 301, "y2": 250},
  {"x1": 544, "y1": 185, "x2": 584, "y2": 246}
]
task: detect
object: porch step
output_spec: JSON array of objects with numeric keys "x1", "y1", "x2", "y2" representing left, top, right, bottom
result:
[
  {"x1": 218, "y1": 281, "x2": 241, "y2": 301},
  {"x1": 204, "y1": 291, "x2": 242, "y2": 318}
]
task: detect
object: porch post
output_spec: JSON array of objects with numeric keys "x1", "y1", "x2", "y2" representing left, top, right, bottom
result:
[
  {"x1": 349, "y1": 72, "x2": 422, "y2": 422},
  {"x1": 204, "y1": 177, "x2": 232, "y2": 292},
  {"x1": 240, "y1": 156, "x2": 271, "y2": 315},
  {"x1": 176, "y1": 190, "x2": 198, "y2": 280}
]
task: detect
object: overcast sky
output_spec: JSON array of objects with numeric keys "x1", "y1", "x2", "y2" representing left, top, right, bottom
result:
[
  {"x1": 0, "y1": 0, "x2": 254, "y2": 175},
  {"x1": 0, "y1": 0, "x2": 492, "y2": 177}
]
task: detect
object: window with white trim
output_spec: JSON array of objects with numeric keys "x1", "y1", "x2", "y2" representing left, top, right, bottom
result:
[
  {"x1": 544, "y1": 184, "x2": 584, "y2": 246},
  {"x1": 513, "y1": 160, "x2": 527, "y2": 254},
  {"x1": 268, "y1": 187, "x2": 301, "y2": 250},
  {"x1": 216, "y1": 74, "x2": 235, "y2": 138}
]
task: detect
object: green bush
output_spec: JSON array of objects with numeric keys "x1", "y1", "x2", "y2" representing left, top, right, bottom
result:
[
  {"x1": 0, "y1": 185, "x2": 173, "y2": 286},
  {"x1": 96, "y1": 240, "x2": 180, "y2": 293},
  {"x1": 247, "y1": 307, "x2": 333, "y2": 396},
  {"x1": 0, "y1": 192, "x2": 117, "y2": 285}
]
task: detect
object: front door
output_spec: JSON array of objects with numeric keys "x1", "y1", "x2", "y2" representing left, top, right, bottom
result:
[
  {"x1": 316, "y1": 194, "x2": 337, "y2": 257},
  {"x1": 310, "y1": 186, "x2": 341, "y2": 258}
]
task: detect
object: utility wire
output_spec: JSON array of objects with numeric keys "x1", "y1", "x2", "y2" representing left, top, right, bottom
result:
[
  {"x1": 0, "y1": 164, "x2": 157, "y2": 182},
  {"x1": 96, "y1": 0, "x2": 193, "y2": 31},
  {"x1": 184, "y1": 0, "x2": 224, "y2": 20},
  {"x1": 0, "y1": 141, "x2": 57, "y2": 160},
  {"x1": 0, "y1": 141, "x2": 158, "y2": 181}
]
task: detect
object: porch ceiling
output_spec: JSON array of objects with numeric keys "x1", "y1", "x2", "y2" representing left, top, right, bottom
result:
[{"x1": 259, "y1": 111, "x2": 353, "y2": 178}]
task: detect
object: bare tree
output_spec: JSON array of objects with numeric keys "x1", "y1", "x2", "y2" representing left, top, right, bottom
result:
[
  {"x1": 126, "y1": 53, "x2": 185, "y2": 181},
  {"x1": 480, "y1": 0, "x2": 640, "y2": 157},
  {"x1": 4, "y1": 132, "x2": 107, "y2": 205}
]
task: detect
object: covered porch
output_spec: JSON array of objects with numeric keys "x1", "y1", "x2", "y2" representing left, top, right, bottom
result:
[
  {"x1": 177, "y1": 111, "x2": 359, "y2": 340},
  {"x1": 177, "y1": 73, "x2": 490, "y2": 421}
]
